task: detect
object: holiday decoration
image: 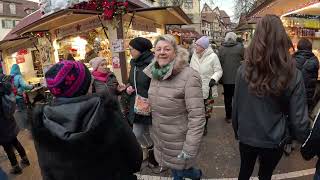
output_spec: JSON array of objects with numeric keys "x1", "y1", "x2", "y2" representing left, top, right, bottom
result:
[
  {"x1": 71, "y1": 0, "x2": 128, "y2": 21},
  {"x1": 87, "y1": 29, "x2": 98, "y2": 45},
  {"x1": 17, "y1": 49, "x2": 28, "y2": 56},
  {"x1": 23, "y1": 31, "x2": 51, "y2": 38}
]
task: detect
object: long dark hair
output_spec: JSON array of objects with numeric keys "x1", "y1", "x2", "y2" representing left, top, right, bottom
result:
[{"x1": 245, "y1": 15, "x2": 295, "y2": 96}]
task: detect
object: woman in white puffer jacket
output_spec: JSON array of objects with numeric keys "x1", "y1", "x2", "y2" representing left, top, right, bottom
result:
[{"x1": 190, "y1": 36, "x2": 223, "y2": 135}]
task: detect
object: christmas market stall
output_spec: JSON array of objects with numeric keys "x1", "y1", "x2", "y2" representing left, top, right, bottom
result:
[
  {"x1": 281, "y1": 2, "x2": 320, "y2": 66},
  {"x1": 0, "y1": 0, "x2": 192, "y2": 83}
]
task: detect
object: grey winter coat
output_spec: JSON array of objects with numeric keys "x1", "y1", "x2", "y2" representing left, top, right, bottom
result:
[
  {"x1": 92, "y1": 73, "x2": 120, "y2": 98},
  {"x1": 32, "y1": 94, "x2": 142, "y2": 180},
  {"x1": 232, "y1": 65, "x2": 310, "y2": 148},
  {"x1": 144, "y1": 47, "x2": 206, "y2": 170},
  {"x1": 218, "y1": 41, "x2": 244, "y2": 84}
]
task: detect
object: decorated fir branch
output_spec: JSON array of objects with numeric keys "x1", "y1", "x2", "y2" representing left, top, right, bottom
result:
[{"x1": 40, "y1": 0, "x2": 128, "y2": 21}]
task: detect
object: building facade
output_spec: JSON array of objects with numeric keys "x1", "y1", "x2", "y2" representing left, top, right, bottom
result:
[
  {"x1": 157, "y1": 0, "x2": 201, "y2": 33},
  {"x1": 0, "y1": 0, "x2": 38, "y2": 40}
]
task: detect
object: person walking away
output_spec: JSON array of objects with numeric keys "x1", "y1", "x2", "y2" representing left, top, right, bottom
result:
[
  {"x1": 181, "y1": 39, "x2": 194, "y2": 62},
  {"x1": 301, "y1": 109, "x2": 320, "y2": 180},
  {"x1": 293, "y1": 38, "x2": 319, "y2": 113},
  {"x1": 190, "y1": 36, "x2": 222, "y2": 136},
  {"x1": 31, "y1": 61, "x2": 142, "y2": 180},
  {"x1": 0, "y1": 71, "x2": 30, "y2": 174},
  {"x1": 90, "y1": 57, "x2": 126, "y2": 98},
  {"x1": 232, "y1": 15, "x2": 310, "y2": 180},
  {"x1": 10, "y1": 64, "x2": 33, "y2": 112},
  {"x1": 125, "y1": 37, "x2": 155, "y2": 164},
  {"x1": 144, "y1": 34, "x2": 205, "y2": 180},
  {"x1": 219, "y1": 32, "x2": 244, "y2": 123}
]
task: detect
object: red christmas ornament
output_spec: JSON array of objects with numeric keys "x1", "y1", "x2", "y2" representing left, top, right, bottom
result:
[{"x1": 104, "y1": 9, "x2": 114, "y2": 20}]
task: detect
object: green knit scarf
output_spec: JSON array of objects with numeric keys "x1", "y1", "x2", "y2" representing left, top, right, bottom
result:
[{"x1": 151, "y1": 62, "x2": 173, "y2": 80}]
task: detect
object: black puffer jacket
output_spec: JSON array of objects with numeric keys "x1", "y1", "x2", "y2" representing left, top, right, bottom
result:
[
  {"x1": 0, "y1": 74, "x2": 19, "y2": 144},
  {"x1": 128, "y1": 51, "x2": 154, "y2": 125},
  {"x1": 294, "y1": 50, "x2": 319, "y2": 109},
  {"x1": 32, "y1": 94, "x2": 142, "y2": 180},
  {"x1": 232, "y1": 65, "x2": 310, "y2": 148}
]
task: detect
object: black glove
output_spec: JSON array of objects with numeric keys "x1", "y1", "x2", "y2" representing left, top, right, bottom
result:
[{"x1": 209, "y1": 79, "x2": 216, "y2": 87}]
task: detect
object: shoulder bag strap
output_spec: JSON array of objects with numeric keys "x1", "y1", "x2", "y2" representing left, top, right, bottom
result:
[{"x1": 134, "y1": 66, "x2": 138, "y2": 96}]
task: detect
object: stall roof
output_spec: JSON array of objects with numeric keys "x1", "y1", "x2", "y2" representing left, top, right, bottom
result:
[
  {"x1": 129, "y1": 6, "x2": 192, "y2": 25},
  {"x1": 0, "y1": 37, "x2": 31, "y2": 51},
  {"x1": 247, "y1": 0, "x2": 320, "y2": 21},
  {"x1": 282, "y1": 2, "x2": 320, "y2": 16},
  {"x1": 14, "y1": 9, "x2": 102, "y2": 35}
]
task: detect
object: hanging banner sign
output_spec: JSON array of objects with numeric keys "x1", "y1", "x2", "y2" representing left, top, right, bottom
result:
[
  {"x1": 56, "y1": 17, "x2": 103, "y2": 39},
  {"x1": 132, "y1": 19, "x2": 157, "y2": 32}
]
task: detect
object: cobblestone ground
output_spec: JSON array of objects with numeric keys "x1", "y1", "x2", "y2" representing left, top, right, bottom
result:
[{"x1": 0, "y1": 85, "x2": 317, "y2": 179}]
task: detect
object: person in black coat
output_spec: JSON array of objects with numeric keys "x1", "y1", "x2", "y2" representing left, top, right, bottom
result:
[
  {"x1": 219, "y1": 32, "x2": 244, "y2": 123},
  {"x1": 293, "y1": 38, "x2": 319, "y2": 111},
  {"x1": 126, "y1": 38, "x2": 154, "y2": 148},
  {"x1": 301, "y1": 109, "x2": 320, "y2": 180},
  {"x1": 0, "y1": 73, "x2": 30, "y2": 174},
  {"x1": 32, "y1": 61, "x2": 142, "y2": 180}
]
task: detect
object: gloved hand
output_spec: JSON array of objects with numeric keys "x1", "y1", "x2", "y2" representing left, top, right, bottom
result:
[
  {"x1": 209, "y1": 79, "x2": 216, "y2": 87},
  {"x1": 177, "y1": 151, "x2": 192, "y2": 160}
]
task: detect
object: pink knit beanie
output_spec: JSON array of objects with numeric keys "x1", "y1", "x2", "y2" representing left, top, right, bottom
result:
[{"x1": 89, "y1": 57, "x2": 105, "y2": 71}]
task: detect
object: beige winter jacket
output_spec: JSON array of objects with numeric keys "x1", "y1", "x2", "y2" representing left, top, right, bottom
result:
[{"x1": 143, "y1": 47, "x2": 206, "y2": 170}]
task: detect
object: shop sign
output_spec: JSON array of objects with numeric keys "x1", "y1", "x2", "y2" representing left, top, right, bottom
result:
[
  {"x1": 111, "y1": 39, "x2": 124, "y2": 53},
  {"x1": 132, "y1": 20, "x2": 156, "y2": 32},
  {"x1": 112, "y1": 56, "x2": 120, "y2": 69},
  {"x1": 56, "y1": 18, "x2": 103, "y2": 39}
]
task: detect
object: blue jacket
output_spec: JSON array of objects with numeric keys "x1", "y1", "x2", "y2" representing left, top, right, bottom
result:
[{"x1": 10, "y1": 64, "x2": 33, "y2": 98}]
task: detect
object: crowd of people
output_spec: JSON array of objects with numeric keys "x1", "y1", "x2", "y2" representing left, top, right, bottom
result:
[{"x1": 0, "y1": 14, "x2": 319, "y2": 180}]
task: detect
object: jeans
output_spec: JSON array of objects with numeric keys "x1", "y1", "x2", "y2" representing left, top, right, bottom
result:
[
  {"x1": 2, "y1": 138, "x2": 27, "y2": 166},
  {"x1": 0, "y1": 167, "x2": 8, "y2": 180},
  {"x1": 171, "y1": 167, "x2": 202, "y2": 180},
  {"x1": 314, "y1": 171, "x2": 320, "y2": 180},
  {"x1": 223, "y1": 84, "x2": 235, "y2": 119},
  {"x1": 133, "y1": 123, "x2": 152, "y2": 148},
  {"x1": 238, "y1": 142, "x2": 283, "y2": 180}
]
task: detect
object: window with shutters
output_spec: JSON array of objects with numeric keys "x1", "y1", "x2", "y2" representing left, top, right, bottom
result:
[
  {"x1": 0, "y1": 2, "x2": 3, "y2": 14},
  {"x1": 2, "y1": 19, "x2": 14, "y2": 29},
  {"x1": 9, "y1": 3, "x2": 16, "y2": 15},
  {"x1": 184, "y1": 0, "x2": 193, "y2": 9}
]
